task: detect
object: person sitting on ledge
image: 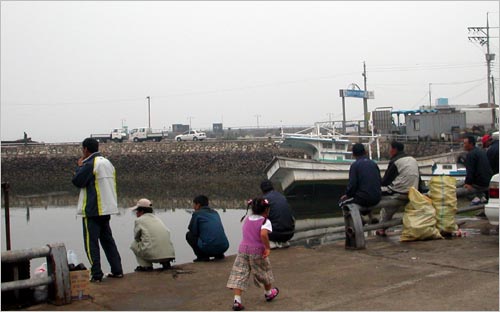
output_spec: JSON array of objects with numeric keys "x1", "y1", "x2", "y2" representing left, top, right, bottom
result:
[
  {"x1": 456, "y1": 135, "x2": 493, "y2": 205},
  {"x1": 376, "y1": 141, "x2": 420, "y2": 237},
  {"x1": 260, "y1": 179, "x2": 295, "y2": 249},
  {"x1": 339, "y1": 143, "x2": 381, "y2": 217}
]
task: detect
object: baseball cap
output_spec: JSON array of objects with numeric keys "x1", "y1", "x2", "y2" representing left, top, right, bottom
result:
[
  {"x1": 129, "y1": 198, "x2": 153, "y2": 211},
  {"x1": 482, "y1": 134, "x2": 491, "y2": 145}
]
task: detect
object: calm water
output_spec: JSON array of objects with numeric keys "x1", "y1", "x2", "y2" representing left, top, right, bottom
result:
[{"x1": 1, "y1": 206, "x2": 246, "y2": 274}]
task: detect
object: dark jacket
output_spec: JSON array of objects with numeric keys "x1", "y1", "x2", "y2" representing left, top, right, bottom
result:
[
  {"x1": 345, "y1": 156, "x2": 382, "y2": 206},
  {"x1": 263, "y1": 190, "x2": 295, "y2": 234},
  {"x1": 188, "y1": 206, "x2": 229, "y2": 255},
  {"x1": 487, "y1": 140, "x2": 499, "y2": 174},
  {"x1": 464, "y1": 147, "x2": 493, "y2": 187}
]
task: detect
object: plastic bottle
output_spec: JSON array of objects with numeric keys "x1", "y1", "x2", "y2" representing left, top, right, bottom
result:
[
  {"x1": 33, "y1": 263, "x2": 48, "y2": 302},
  {"x1": 67, "y1": 250, "x2": 79, "y2": 266}
]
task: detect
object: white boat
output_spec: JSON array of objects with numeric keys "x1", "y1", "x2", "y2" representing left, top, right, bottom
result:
[{"x1": 265, "y1": 122, "x2": 464, "y2": 197}]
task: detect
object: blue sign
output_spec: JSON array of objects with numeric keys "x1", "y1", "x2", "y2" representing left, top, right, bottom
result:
[{"x1": 344, "y1": 89, "x2": 366, "y2": 98}]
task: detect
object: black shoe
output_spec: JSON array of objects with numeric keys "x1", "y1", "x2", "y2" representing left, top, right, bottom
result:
[
  {"x1": 90, "y1": 276, "x2": 102, "y2": 283},
  {"x1": 214, "y1": 254, "x2": 225, "y2": 260},
  {"x1": 193, "y1": 257, "x2": 210, "y2": 262},
  {"x1": 134, "y1": 266, "x2": 153, "y2": 272},
  {"x1": 160, "y1": 262, "x2": 172, "y2": 270}
]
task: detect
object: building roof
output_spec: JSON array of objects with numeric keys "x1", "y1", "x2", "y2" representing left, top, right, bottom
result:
[{"x1": 391, "y1": 109, "x2": 438, "y2": 115}]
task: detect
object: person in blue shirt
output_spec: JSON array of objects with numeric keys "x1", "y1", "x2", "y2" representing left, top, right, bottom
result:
[
  {"x1": 339, "y1": 143, "x2": 382, "y2": 214},
  {"x1": 186, "y1": 195, "x2": 229, "y2": 262}
]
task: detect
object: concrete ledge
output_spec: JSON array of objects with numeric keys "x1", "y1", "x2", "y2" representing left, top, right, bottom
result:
[{"x1": 26, "y1": 219, "x2": 498, "y2": 311}]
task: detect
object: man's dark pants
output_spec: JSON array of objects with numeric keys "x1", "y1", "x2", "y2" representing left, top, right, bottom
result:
[
  {"x1": 186, "y1": 231, "x2": 224, "y2": 259},
  {"x1": 269, "y1": 231, "x2": 294, "y2": 243},
  {"x1": 82, "y1": 215, "x2": 123, "y2": 280}
]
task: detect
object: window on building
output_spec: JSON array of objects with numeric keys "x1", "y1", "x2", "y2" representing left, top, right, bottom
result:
[{"x1": 413, "y1": 120, "x2": 420, "y2": 131}]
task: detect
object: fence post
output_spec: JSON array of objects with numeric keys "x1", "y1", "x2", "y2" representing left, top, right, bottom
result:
[
  {"x1": 46, "y1": 243, "x2": 71, "y2": 305},
  {"x1": 1, "y1": 183, "x2": 11, "y2": 251}
]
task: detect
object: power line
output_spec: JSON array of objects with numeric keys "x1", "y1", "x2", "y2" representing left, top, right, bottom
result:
[
  {"x1": 449, "y1": 80, "x2": 486, "y2": 100},
  {"x1": 3, "y1": 97, "x2": 144, "y2": 107},
  {"x1": 2, "y1": 62, "x2": 494, "y2": 108}
]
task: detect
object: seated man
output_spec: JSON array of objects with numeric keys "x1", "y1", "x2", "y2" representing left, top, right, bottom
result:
[
  {"x1": 130, "y1": 198, "x2": 176, "y2": 271},
  {"x1": 487, "y1": 132, "x2": 499, "y2": 175},
  {"x1": 260, "y1": 179, "x2": 295, "y2": 249},
  {"x1": 456, "y1": 135, "x2": 493, "y2": 204},
  {"x1": 339, "y1": 143, "x2": 381, "y2": 216},
  {"x1": 186, "y1": 195, "x2": 229, "y2": 262},
  {"x1": 376, "y1": 141, "x2": 420, "y2": 236}
]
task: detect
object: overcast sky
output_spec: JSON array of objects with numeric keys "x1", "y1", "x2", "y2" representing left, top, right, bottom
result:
[{"x1": 1, "y1": 1, "x2": 499, "y2": 143}]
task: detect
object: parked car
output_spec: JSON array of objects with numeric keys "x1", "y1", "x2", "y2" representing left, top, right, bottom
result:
[
  {"x1": 485, "y1": 173, "x2": 499, "y2": 226},
  {"x1": 175, "y1": 130, "x2": 206, "y2": 141}
]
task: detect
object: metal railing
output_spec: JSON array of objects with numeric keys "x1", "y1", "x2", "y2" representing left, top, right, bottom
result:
[{"x1": 1, "y1": 243, "x2": 72, "y2": 305}]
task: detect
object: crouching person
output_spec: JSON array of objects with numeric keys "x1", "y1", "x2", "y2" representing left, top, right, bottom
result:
[
  {"x1": 130, "y1": 198, "x2": 176, "y2": 271},
  {"x1": 186, "y1": 195, "x2": 229, "y2": 262}
]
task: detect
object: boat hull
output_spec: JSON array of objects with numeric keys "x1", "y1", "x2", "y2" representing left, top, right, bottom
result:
[{"x1": 264, "y1": 152, "x2": 465, "y2": 218}]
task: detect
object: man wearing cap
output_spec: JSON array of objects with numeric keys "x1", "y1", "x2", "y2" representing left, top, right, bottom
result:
[
  {"x1": 482, "y1": 134, "x2": 492, "y2": 149},
  {"x1": 130, "y1": 198, "x2": 176, "y2": 271},
  {"x1": 260, "y1": 179, "x2": 295, "y2": 249},
  {"x1": 186, "y1": 195, "x2": 229, "y2": 262},
  {"x1": 72, "y1": 138, "x2": 123, "y2": 282}
]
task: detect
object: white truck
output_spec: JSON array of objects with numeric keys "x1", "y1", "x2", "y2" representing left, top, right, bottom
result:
[
  {"x1": 90, "y1": 128, "x2": 128, "y2": 143},
  {"x1": 129, "y1": 127, "x2": 168, "y2": 142}
]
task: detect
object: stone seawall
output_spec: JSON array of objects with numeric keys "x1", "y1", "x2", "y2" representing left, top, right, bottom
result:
[
  {"x1": 1, "y1": 140, "x2": 458, "y2": 208},
  {"x1": 1, "y1": 141, "x2": 304, "y2": 207}
]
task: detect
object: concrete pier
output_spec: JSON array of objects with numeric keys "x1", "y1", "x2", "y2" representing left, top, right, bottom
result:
[{"x1": 26, "y1": 218, "x2": 498, "y2": 311}]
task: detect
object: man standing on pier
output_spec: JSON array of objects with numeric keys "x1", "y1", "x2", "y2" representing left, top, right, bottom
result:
[{"x1": 72, "y1": 138, "x2": 123, "y2": 282}]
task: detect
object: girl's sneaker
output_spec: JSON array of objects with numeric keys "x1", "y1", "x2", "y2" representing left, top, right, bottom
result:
[
  {"x1": 232, "y1": 300, "x2": 244, "y2": 311},
  {"x1": 265, "y1": 287, "x2": 279, "y2": 302}
]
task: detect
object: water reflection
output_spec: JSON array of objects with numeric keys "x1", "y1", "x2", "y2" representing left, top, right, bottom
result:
[{"x1": 1, "y1": 206, "x2": 245, "y2": 275}]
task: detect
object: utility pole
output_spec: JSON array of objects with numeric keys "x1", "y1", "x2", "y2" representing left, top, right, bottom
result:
[
  {"x1": 428, "y1": 83, "x2": 432, "y2": 108},
  {"x1": 326, "y1": 113, "x2": 334, "y2": 127},
  {"x1": 187, "y1": 116, "x2": 194, "y2": 130},
  {"x1": 362, "y1": 61, "x2": 369, "y2": 133},
  {"x1": 468, "y1": 13, "x2": 499, "y2": 128},
  {"x1": 146, "y1": 96, "x2": 151, "y2": 129},
  {"x1": 254, "y1": 114, "x2": 261, "y2": 128}
]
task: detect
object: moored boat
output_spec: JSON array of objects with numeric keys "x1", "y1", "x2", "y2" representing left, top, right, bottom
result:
[{"x1": 264, "y1": 122, "x2": 464, "y2": 218}]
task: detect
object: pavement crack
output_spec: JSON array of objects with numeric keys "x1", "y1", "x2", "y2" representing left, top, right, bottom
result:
[{"x1": 363, "y1": 250, "x2": 498, "y2": 274}]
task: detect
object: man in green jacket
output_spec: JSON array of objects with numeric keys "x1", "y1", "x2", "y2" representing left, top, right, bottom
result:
[{"x1": 130, "y1": 198, "x2": 176, "y2": 271}]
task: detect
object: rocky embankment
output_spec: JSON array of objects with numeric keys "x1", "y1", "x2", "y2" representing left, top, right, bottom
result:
[
  {"x1": 1, "y1": 141, "x2": 303, "y2": 208},
  {"x1": 1, "y1": 139, "x2": 457, "y2": 208}
]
